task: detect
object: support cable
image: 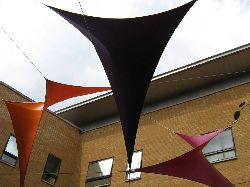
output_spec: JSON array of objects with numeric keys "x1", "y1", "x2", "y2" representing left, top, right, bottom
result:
[{"x1": 0, "y1": 25, "x2": 44, "y2": 77}]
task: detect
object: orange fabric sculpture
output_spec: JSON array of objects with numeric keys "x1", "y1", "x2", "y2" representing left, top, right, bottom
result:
[
  {"x1": 5, "y1": 79, "x2": 111, "y2": 187},
  {"x1": 5, "y1": 101, "x2": 44, "y2": 187},
  {"x1": 44, "y1": 79, "x2": 111, "y2": 108}
]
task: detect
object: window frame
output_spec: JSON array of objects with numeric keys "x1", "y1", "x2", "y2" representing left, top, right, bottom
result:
[
  {"x1": 125, "y1": 149, "x2": 143, "y2": 182},
  {"x1": 0, "y1": 134, "x2": 18, "y2": 167},
  {"x1": 85, "y1": 157, "x2": 114, "y2": 187},
  {"x1": 203, "y1": 127, "x2": 237, "y2": 164},
  {"x1": 41, "y1": 153, "x2": 62, "y2": 186}
]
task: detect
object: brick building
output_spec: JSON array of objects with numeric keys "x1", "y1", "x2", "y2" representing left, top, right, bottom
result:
[{"x1": 1, "y1": 44, "x2": 250, "y2": 186}]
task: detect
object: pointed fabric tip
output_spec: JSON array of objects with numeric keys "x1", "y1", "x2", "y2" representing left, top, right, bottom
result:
[
  {"x1": 140, "y1": 144, "x2": 234, "y2": 187},
  {"x1": 5, "y1": 101, "x2": 44, "y2": 187},
  {"x1": 46, "y1": 0, "x2": 197, "y2": 166},
  {"x1": 44, "y1": 79, "x2": 111, "y2": 108},
  {"x1": 175, "y1": 126, "x2": 230, "y2": 148}
]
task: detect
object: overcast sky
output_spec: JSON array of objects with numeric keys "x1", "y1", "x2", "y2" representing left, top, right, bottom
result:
[{"x1": 0, "y1": 0, "x2": 250, "y2": 111}]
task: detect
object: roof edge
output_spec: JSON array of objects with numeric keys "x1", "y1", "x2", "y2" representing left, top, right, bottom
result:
[
  {"x1": 56, "y1": 42, "x2": 250, "y2": 114},
  {"x1": 0, "y1": 81, "x2": 82, "y2": 131},
  {"x1": 0, "y1": 81, "x2": 34, "y2": 102},
  {"x1": 153, "y1": 42, "x2": 250, "y2": 81}
]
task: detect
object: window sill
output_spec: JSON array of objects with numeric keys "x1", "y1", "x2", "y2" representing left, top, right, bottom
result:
[
  {"x1": 0, "y1": 159, "x2": 16, "y2": 168},
  {"x1": 86, "y1": 176, "x2": 111, "y2": 187},
  {"x1": 209, "y1": 156, "x2": 237, "y2": 164},
  {"x1": 92, "y1": 184, "x2": 109, "y2": 187},
  {"x1": 86, "y1": 182, "x2": 110, "y2": 187},
  {"x1": 86, "y1": 176, "x2": 111, "y2": 182},
  {"x1": 125, "y1": 177, "x2": 141, "y2": 182},
  {"x1": 204, "y1": 147, "x2": 235, "y2": 156},
  {"x1": 41, "y1": 179, "x2": 56, "y2": 187}
]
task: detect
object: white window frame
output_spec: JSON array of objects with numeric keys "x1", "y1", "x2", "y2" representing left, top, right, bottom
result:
[
  {"x1": 203, "y1": 128, "x2": 237, "y2": 163},
  {"x1": 126, "y1": 150, "x2": 143, "y2": 181},
  {"x1": 0, "y1": 134, "x2": 18, "y2": 167},
  {"x1": 41, "y1": 154, "x2": 61, "y2": 186},
  {"x1": 85, "y1": 157, "x2": 114, "y2": 187}
]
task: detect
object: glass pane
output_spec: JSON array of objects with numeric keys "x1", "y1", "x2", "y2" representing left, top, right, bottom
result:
[
  {"x1": 203, "y1": 128, "x2": 234, "y2": 154},
  {"x1": 1, "y1": 135, "x2": 18, "y2": 166},
  {"x1": 5, "y1": 136, "x2": 18, "y2": 157},
  {"x1": 87, "y1": 158, "x2": 113, "y2": 179},
  {"x1": 86, "y1": 177, "x2": 111, "y2": 187},
  {"x1": 42, "y1": 154, "x2": 61, "y2": 185},
  {"x1": 126, "y1": 151, "x2": 142, "y2": 180},
  {"x1": 130, "y1": 151, "x2": 142, "y2": 170},
  {"x1": 1, "y1": 153, "x2": 17, "y2": 166},
  {"x1": 223, "y1": 150, "x2": 236, "y2": 158}
]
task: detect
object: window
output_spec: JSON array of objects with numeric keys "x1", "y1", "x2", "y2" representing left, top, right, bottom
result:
[
  {"x1": 42, "y1": 154, "x2": 61, "y2": 185},
  {"x1": 203, "y1": 128, "x2": 236, "y2": 163},
  {"x1": 126, "y1": 150, "x2": 142, "y2": 181},
  {"x1": 85, "y1": 157, "x2": 114, "y2": 187},
  {"x1": 1, "y1": 134, "x2": 18, "y2": 166}
]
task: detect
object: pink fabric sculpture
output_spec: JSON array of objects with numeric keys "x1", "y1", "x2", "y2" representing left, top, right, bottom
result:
[
  {"x1": 175, "y1": 126, "x2": 230, "y2": 148},
  {"x1": 140, "y1": 127, "x2": 234, "y2": 187}
]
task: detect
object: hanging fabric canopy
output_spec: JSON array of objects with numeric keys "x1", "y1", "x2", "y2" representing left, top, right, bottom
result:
[
  {"x1": 175, "y1": 126, "x2": 230, "y2": 148},
  {"x1": 140, "y1": 143, "x2": 234, "y2": 187},
  {"x1": 44, "y1": 78, "x2": 111, "y2": 108},
  {"x1": 139, "y1": 127, "x2": 234, "y2": 186},
  {"x1": 5, "y1": 101, "x2": 44, "y2": 187},
  {"x1": 4, "y1": 80, "x2": 110, "y2": 187},
  {"x1": 46, "y1": 0, "x2": 197, "y2": 166}
]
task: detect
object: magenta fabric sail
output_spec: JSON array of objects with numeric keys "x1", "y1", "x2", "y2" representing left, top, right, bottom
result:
[
  {"x1": 140, "y1": 143, "x2": 234, "y2": 187},
  {"x1": 139, "y1": 127, "x2": 234, "y2": 186},
  {"x1": 175, "y1": 126, "x2": 231, "y2": 148},
  {"x1": 46, "y1": 0, "x2": 197, "y2": 166}
]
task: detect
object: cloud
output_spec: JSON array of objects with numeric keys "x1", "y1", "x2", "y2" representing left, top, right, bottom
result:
[
  {"x1": 78, "y1": 0, "x2": 193, "y2": 18},
  {"x1": 155, "y1": 0, "x2": 250, "y2": 75},
  {"x1": 0, "y1": 0, "x2": 250, "y2": 110}
]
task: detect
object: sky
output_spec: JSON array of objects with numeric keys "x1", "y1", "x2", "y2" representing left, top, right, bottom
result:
[{"x1": 0, "y1": 0, "x2": 250, "y2": 111}]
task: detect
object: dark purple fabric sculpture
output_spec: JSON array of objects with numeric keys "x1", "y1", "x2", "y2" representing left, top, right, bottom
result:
[{"x1": 47, "y1": 0, "x2": 197, "y2": 166}]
